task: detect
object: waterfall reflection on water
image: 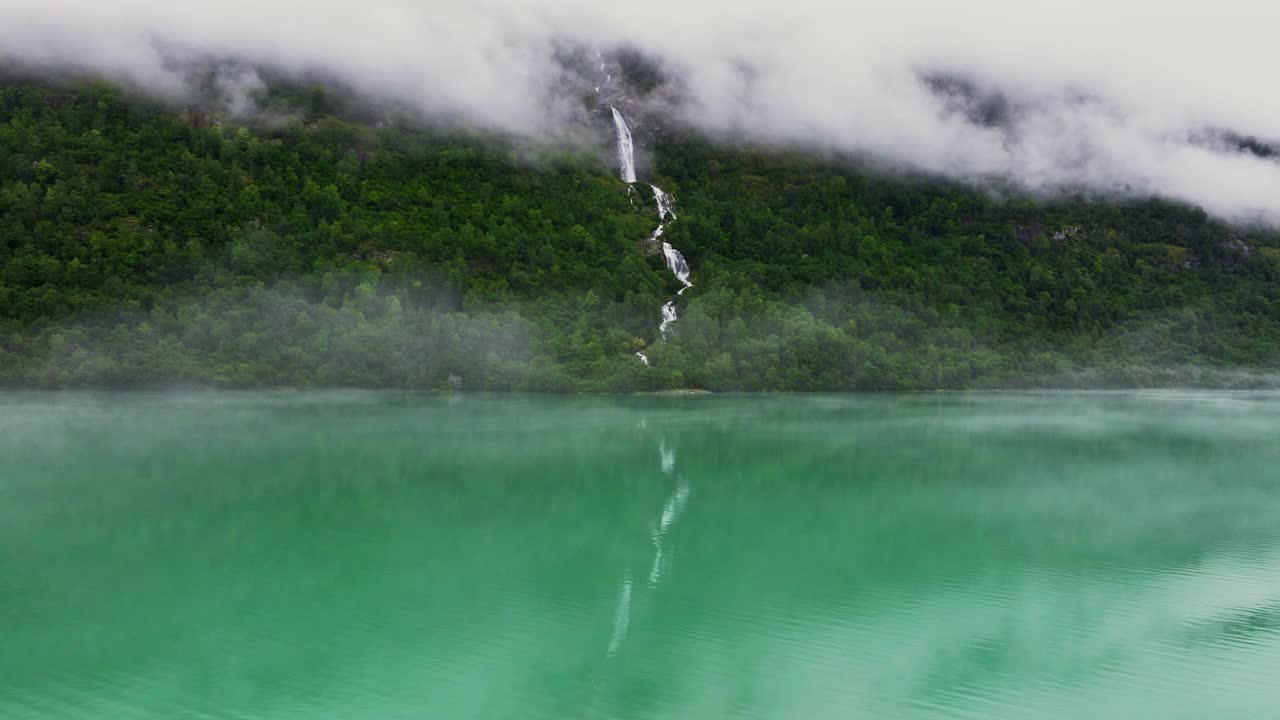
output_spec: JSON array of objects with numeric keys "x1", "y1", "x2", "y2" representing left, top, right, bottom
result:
[{"x1": 605, "y1": 429, "x2": 691, "y2": 657}]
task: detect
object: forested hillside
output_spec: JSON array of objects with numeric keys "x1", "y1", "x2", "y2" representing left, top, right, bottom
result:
[{"x1": 3, "y1": 76, "x2": 1279, "y2": 390}]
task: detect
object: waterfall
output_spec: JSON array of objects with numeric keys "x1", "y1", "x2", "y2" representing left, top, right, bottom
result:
[
  {"x1": 661, "y1": 242, "x2": 692, "y2": 293},
  {"x1": 611, "y1": 107, "x2": 637, "y2": 184},
  {"x1": 604, "y1": 88, "x2": 693, "y2": 359},
  {"x1": 659, "y1": 301, "x2": 679, "y2": 338},
  {"x1": 652, "y1": 184, "x2": 676, "y2": 221},
  {"x1": 650, "y1": 189, "x2": 692, "y2": 339},
  {"x1": 598, "y1": 62, "x2": 695, "y2": 660}
]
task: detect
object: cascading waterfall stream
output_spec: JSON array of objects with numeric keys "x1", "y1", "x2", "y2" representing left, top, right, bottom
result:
[
  {"x1": 606, "y1": 106, "x2": 694, "y2": 363},
  {"x1": 599, "y1": 67, "x2": 695, "y2": 660},
  {"x1": 611, "y1": 107, "x2": 637, "y2": 184}
]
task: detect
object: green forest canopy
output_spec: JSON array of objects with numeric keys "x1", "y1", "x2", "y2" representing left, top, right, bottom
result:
[{"x1": 2, "y1": 76, "x2": 1279, "y2": 391}]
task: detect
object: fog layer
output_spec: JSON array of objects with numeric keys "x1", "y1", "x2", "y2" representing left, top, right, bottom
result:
[{"x1": 5, "y1": 0, "x2": 1280, "y2": 220}]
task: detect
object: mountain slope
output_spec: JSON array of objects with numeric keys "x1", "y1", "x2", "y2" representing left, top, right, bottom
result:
[{"x1": 2, "y1": 78, "x2": 1279, "y2": 390}]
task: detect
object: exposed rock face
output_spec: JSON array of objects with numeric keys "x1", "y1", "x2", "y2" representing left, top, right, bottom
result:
[
  {"x1": 1052, "y1": 226, "x2": 1084, "y2": 242},
  {"x1": 177, "y1": 109, "x2": 218, "y2": 128},
  {"x1": 1217, "y1": 239, "x2": 1256, "y2": 258},
  {"x1": 1171, "y1": 239, "x2": 1257, "y2": 271},
  {"x1": 1216, "y1": 239, "x2": 1257, "y2": 268},
  {"x1": 640, "y1": 235, "x2": 662, "y2": 256},
  {"x1": 1018, "y1": 225, "x2": 1085, "y2": 246}
]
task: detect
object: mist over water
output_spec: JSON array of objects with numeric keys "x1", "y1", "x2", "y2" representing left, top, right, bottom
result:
[{"x1": 3, "y1": 391, "x2": 1280, "y2": 719}]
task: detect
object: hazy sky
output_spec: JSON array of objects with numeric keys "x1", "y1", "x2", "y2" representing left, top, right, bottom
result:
[{"x1": 5, "y1": 0, "x2": 1280, "y2": 221}]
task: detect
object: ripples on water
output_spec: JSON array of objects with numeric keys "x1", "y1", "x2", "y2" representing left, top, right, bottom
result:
[{"x1": 1, "y1": 392, "x2": 1279, "y2": 719}]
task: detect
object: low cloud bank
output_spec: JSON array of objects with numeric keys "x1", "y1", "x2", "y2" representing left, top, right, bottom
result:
[{"x1": 5, "y1": 0, "x2": 1280, "y2": 221}]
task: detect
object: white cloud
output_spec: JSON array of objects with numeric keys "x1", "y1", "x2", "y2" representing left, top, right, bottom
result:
[{"x1": 4, "y1": 0, "x2": 1279, "y2": 221}]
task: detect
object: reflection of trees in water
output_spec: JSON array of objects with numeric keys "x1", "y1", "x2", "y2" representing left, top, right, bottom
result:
[{"x1": 1185, "y1": 601, "x2": 1280, "y2": 646}]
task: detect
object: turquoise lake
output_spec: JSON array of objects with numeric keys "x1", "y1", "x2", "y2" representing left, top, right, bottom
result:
[{"x1": 2, "y1": 391, "x2": 1279, "y2": 719}]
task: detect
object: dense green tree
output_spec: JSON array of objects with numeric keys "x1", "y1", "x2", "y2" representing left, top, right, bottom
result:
[{"x1": 1, "y1": 75, "x2": 1279, "y2": 391}]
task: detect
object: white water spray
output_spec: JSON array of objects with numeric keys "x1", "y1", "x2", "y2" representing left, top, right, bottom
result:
[
  {"x1": 652, "y1": 185, "x2": 676, "y2": 222},
  {"x1": 606, "y1": 94, "x2": 693, "y2": 359},
  {"x1": 659, "y1": 300, "x2": 679, "y2": 338},
  {"x1": 610, "y1": 107, "x2": 637, "y2": 184},
  {"x1": 661, "y1": 242, "x2": 692, "y2": 293},
  {"x1": 650, "y1": 188, "x2": 692, "y2": 339},
  {"x1": 599, "y1": 60, "x2": 695, "y2": 662}
]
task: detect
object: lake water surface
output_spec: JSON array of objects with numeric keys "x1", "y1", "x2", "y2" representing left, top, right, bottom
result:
[{"x1": 2, "y1": 392, "x2": 1279, "y2": 719}]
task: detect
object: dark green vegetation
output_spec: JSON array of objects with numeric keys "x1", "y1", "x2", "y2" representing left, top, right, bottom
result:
[{"x1": 2, "y1": 75, "x2": 1279, "y2": 390}]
